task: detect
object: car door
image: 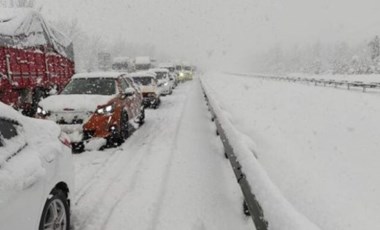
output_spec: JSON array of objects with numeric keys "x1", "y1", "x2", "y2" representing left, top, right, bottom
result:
[
  {"x1": 117, "y1": 77, "x2": 134, "y2": 119},
  {"x1": 0, "y1": 118, "x2": 45, "y2": 229},
  {"x1": 125, "y1": 78, "x2": 142, "y2": 116}
]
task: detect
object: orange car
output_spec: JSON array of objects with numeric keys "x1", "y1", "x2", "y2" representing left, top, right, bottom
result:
[{"x1": 37, "y1": 72, "x2": 144, "y2": 151}]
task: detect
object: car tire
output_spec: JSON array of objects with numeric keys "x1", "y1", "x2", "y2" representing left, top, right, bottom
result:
[
  {"x1": 107, "y1": 111, "x2": 128, "y2": 147},
  {"x1": 153, "y1": 98, "x2": 161, "y2": 109},
  {"x1": 137, "y1": 107, "x2": 145, "y2": 125},
  {"x1": 120, "y1": 111, "x2": 129, "y2": 140},
  {"x1": 71, "y1": 142, "x2": 85, "y2": 154},
  {"x1": 39, "y1": 189, "x2": 70, "y2": 230}
]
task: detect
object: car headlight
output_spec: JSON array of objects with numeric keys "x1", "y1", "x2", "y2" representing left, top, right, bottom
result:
[
  {"x1": 179, "y1": 72, "x2": 184, "y2": 77},
  {"x1": 96, "y1": 104, "x2": 114, "y2": 115},
  {"x1": 164, "y1": 82, "x2": 169, "y2": 86},
  {"x1": 37, "y1": 106, "x2": 48, "y2": 116}
]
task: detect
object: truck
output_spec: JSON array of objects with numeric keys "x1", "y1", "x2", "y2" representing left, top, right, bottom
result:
[
  {"x1": 112, "y1": 56, "x2": 135, "y2": 72},
  {"x1": 134, "y1": 56, "x2": 152, "y2": 71},
  {"x1": 0, "y1": 8, "x2": 75, "y2": 116}
]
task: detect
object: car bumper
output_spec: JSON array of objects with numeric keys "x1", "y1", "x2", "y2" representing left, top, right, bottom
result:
[
  {"x1": 143, "y1": 97, "x2": 158, "y2": 107},
  {"x1": 60, "y1": 124, "x2": 84, "y2": 143}
]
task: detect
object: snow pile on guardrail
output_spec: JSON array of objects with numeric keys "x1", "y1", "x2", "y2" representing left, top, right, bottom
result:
[
  {"x1": 201, "y1": 71, "x2": 380, "y2": 230},
  {"x1": 201, "y1": 76, "x2": 320, "y2": 230}
]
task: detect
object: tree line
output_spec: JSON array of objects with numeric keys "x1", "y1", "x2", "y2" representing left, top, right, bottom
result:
[{"x1": 255, "y1": 36, "x2": 380, "y2": 75}]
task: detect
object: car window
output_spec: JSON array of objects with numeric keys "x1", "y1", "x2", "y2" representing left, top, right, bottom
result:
[
  {"x1": 132, "y1": 77, "x2": 153, "y2": 86},
  {"x1": 61, "y1": 78, "x2": 116, "y2": 95},
  {"x1": 155, "y1": 72, "x2": 165, "y2": 80},
  {"x1": 0, "y1": 118, "x2": 19, "y2": 147}
]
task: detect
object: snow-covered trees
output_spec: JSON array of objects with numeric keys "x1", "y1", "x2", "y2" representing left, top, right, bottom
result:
[
  {"x1": 256, "y1": 36, "x2": 380, "y2": 75},
  {"x1": 0, "y1": 0, "x2": 35, "y2": 7},
  {"x1": 369, "y1": 35, "x2": 380, "y2": 61}
]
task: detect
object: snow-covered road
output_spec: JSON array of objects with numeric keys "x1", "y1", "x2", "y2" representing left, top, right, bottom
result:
[{"x1": 71, "y1": 80, "x2": 253, "y2": 230}]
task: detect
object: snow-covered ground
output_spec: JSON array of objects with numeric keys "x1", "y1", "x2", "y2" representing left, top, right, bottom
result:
[
  {"x1": 72, "y1": 80, "x2": 253, "y2": 230},
  {"x1": 201, "y1": 72, "x2": 380, "y2": 230},
  {"x1": 288, "y1": 73, "x2": 380, "y2": 83}
]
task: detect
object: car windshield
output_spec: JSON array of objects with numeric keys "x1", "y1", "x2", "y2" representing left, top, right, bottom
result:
[
  {"x1": 132, "y1": 76, "x2": 153, "y2": 86},
  {"x1": 154, "y1": 72, "x2": 166, "y2": 79},
  {"x1": 61, "y1": 78, "x2": 116, "y2": 95},
  {"x1": 184, "y1": 66, "x2": 191, "y2": 71}
]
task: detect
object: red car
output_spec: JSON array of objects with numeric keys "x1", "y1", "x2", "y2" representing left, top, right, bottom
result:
[{"x1": 37, "y1": 72, "x2": 144, "y2": 151}]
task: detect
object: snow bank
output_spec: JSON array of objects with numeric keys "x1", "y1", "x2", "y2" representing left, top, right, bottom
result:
[
  {"x1": 201, "y1": 75, "x2": 320, "y2": 230},
  {"x1": 288, "y1": 73, "x2": 380, "y2": 83},
  {"x1": 233, "y1": 72, "x2": 380, "y2": 83},
  {"x1": 202, "y1": 72, "x2": 380, "y2": 230}
]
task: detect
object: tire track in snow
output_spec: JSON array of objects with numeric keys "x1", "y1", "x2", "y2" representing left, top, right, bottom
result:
[
  {"x1": 146, "y1": 83, "x2": 192, "y2": 230},
  {"x1": 74, "y1": 123, "x2": 144, "y2": 203},
  {"x1": 97, "y1": 83, "x2": 192, "y2": 230},
  {"x1": 74, "y1": 147, "x2": 122, "y2": 204},
  {"x1": 73, "y1": 106, "x2": 171, "y2": 230},
  {"x1": 74, "y1": 115, "x2": 165, "y2": 206}
]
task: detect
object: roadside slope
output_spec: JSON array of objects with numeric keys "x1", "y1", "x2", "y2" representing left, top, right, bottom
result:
[{"x1": 202, "y1": 72, "x2": 380, "y2": 230}]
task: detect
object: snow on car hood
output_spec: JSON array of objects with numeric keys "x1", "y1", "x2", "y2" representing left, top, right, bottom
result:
[
  {"x1": 140, "y1": 85, "x2": 157, "y2": 93},
  {"x1": 39, "y1": 94, "x2": 115, "y2": 112}
]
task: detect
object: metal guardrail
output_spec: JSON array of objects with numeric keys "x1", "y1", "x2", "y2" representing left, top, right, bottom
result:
[
  {"x1": 201, "y1": 84, "x2": 268, "y2": 230},
  {"x1": 232, "y1": 73, "x2": 380, "y2": 93}
]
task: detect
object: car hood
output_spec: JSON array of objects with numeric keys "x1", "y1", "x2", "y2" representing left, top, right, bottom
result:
[
  {"x1": 39, "y1": 94, "x2": 115, "y2": 112},
  {"x1": 140, "y1": 85, "x2": 157, "y2": 93}
]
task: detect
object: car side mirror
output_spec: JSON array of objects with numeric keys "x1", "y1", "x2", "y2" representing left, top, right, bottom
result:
[{"x1": 124, "y1": 88, "x2": 135, "y2": 97}]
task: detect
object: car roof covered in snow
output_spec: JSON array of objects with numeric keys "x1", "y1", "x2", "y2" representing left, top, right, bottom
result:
[
  {"x1": 149, "y1": 68, "x2": 169, "y2": 73},
  {"x1": 72, "y1": 72, "x2": 124, "y2": 79},
  {"x1": 128, "y1": 71, "x2": 156, "y2": 78},
  {"x1": 158, "y1": 63, "x2": 175, "y2": 68}
]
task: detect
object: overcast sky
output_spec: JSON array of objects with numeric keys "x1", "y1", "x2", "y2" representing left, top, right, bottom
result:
[{"x1": 36, "y1": 0, "x2": 380, "y2": 68}]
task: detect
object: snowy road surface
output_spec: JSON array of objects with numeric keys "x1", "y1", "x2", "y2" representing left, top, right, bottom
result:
[
  {"x1": 72, "y1": 79, "x2": 253, "y2": 230},
  {"x1": 202, "y1": 72, "x2": 380, "y2": 230}
]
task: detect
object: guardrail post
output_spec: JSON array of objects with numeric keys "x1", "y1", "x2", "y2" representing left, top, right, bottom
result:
[{"x1": 201, "y1": 85, "x2": 268, "y2": 230}]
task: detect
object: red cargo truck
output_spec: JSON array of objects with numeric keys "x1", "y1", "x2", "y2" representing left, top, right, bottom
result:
[{"x1": 0, "y1": 8, "x2": 75, "y2": 116}]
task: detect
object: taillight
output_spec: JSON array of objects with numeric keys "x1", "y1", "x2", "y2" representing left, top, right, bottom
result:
[{"x1": 59, "y1": 132, "x2": 71, "y2": 148}]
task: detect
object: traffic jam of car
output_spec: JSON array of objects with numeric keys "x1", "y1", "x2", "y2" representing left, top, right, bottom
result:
[{"x1": 0, "y1": 8, "x2": 196, "y2": 230}]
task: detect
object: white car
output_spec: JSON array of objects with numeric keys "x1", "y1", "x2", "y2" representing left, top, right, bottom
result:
[
  {"x1": 129, "y1": 71, "x2": 161, "y2": 109},
  {"x1": 0, "y1": 102, "x2": 74, "y2": 229},
  {"x1": 158, "y1": 63, "x2": 178, "y2": 87},
  {"x1": 149, "y1": 68, "x2": 173, "y2": 95}
]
